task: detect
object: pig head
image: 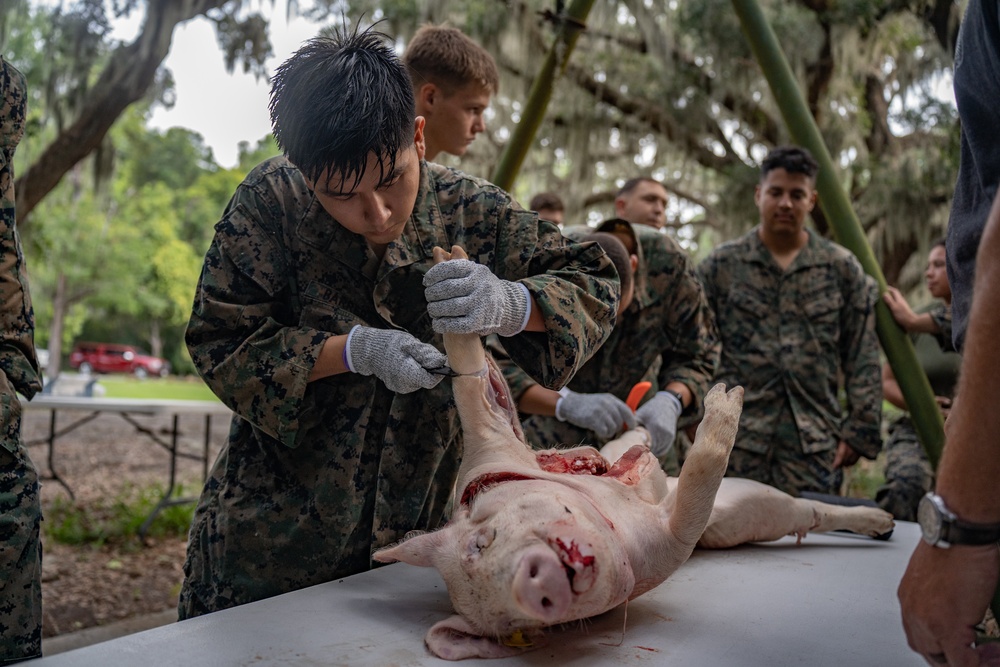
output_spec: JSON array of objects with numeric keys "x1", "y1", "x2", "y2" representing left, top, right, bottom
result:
[{"x1": 373, "y1": 246, "x2": 744, "y2": 660}]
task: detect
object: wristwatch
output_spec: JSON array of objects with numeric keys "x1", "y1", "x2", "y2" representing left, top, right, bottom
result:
[
  {"x1": 917, "y1": 492, "x2": 1000, "y2": 548},
  {"x1": 663, "y1": 388, "x2": 685, "y2": 411}
]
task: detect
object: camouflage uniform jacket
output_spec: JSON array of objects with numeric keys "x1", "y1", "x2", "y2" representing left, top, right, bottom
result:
[
  {"x1": 182, "y1": 157, "x2": 618, "y2": 611},
  {"x1": 0, "y1": 57, "x2": 41, "y2": 415},
  {"x1": 494, "y1": 224, "x2": 720, "y2": 449},
  {"x1": 1, "y1": 55, "x2": 43, "y2": 663},
  {"x1": 698, "y1": 227, "x2": 882, "y2": 458}
]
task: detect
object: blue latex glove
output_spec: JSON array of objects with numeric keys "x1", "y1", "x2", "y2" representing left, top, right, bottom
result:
[
  {"x1": 635, "y1": 391, "x2": 683, "y2": 456},
  {"x1": 423, "y1": 259, "x2": 529, "y2": 336},
  {"x1": 344, "y1": 325, "x2": 447, "y2": 394},
  {"x1": 555, "y1": 388, "x2": 637, "y2": 439}
]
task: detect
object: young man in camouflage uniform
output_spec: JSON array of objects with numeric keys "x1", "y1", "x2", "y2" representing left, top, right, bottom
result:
[
  {"x1": 178, "y1": 28, "x2": 619, "y2": 619},
  {"x1": 697, "y1": 146, "x2": 882, "y2": 497},
  {"x1": 0, "y1": 56, "x2": 45, "y2": 663},
  {"x1": 877, "y1": 239, "x2": 960, "y2": 521},
  {"x1": 494, "y1": 218, "x2": 720, "y2": 472},
  {"x1": 403, "y1": 24, "x2": 498, "y2": 162},
  {"x1": 615, "y1": 177, "x2": 670, "y2": 230}
]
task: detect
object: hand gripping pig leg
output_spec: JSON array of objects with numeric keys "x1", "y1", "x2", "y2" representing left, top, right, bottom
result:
[{"x1": 433, "y1": 245, "x2": 537, "y2": 478}]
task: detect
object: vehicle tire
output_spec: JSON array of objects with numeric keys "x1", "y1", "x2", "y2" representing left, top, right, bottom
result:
[
  {"x1": 134, "y1": 367, "x2": 148, "y2": 379},
  {"x1": 79, "y1": 362, "x2": 93, "y2": 375}
]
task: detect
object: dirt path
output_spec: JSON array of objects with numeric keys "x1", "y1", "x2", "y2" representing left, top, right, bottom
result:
[{"x1": 22, "y1": 407, "x2": 230, "y2": 638}]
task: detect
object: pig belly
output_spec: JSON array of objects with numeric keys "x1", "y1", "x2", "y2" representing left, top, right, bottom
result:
[{"x1": 697, "y1": 477, "x2": 895, "y2": 548}]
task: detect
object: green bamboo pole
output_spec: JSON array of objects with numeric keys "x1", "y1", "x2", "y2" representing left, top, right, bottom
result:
[
  {"x1": 490, "y1": 0, "x2": 597, "y2": 191},
  {"x1": 730, "y1": 0, "x2": 945, "y2": 469}
]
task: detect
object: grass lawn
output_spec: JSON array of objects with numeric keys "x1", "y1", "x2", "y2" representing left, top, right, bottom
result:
[{"x1": 94, "y1": 374, "x2": 220, "y2": 402}]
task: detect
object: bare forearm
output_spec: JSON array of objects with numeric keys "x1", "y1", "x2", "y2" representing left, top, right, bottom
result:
[
  {"x1": 881, "y1": 365, "x2": 907, "y2": 410},
  {"x1": 901, "y1": 311, "x2": 940, "y2": 334},
  {"x1": 517, "y1": 383, "x2": 558, "y2": 416},
  {"x1": 309, "y1": 334, "x2": 351, "y2": 381}
]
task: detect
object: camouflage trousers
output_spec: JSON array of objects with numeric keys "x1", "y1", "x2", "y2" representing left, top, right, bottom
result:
[
  {"x1": 724, "y1": 413, "x2": 842, "y2": 497},
  {"x1": 874, "y1": 416, "x2": 933, "y2": 522},
  {"x1": 0, "y1": 441, "x2": 42, "y2": 664}
]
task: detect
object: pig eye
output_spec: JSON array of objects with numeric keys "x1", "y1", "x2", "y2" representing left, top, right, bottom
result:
[{"x1": 469, "y1": 528, "x2": 496, "y2": 555}]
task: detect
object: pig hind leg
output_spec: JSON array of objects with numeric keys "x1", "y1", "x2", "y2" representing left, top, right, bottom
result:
[{"x1": 698, "y1": 477, "x2": 895, "y2": 548}]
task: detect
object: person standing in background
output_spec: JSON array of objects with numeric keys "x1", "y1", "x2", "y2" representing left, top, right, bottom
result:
[
  {"x1": 403, "y1": 24, "x2": 499, "y2": 162},
  {"x1": 529, "y1": 191, "x2": 565, "y2": 227},
  {"x1": 615, "y1": 177, "x2": 669, "y2": 230},
  {"x1": 877, "y1": 239, "x2": 960, "y2": 522},
  {"x1": 697, "y1": 146, "x2": 882, "y2": 497},
  {"x1": 0, "y1": 55, "x2": 45, "y2": 664}
]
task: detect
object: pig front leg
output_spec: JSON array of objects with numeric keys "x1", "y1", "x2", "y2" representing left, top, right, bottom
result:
[
  {"x1": 698, "y1": 477, "x2": 895, "y2": 548},
  {"x1": 664, "y1": 384, "x2": 743, "y2": 549}
]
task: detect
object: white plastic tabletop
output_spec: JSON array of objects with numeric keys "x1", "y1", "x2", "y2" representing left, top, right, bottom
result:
[{"x1": 27, "y1": 522, "x2": 923, "y2": 666}]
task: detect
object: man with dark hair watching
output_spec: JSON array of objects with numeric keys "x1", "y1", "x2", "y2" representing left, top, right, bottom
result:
[
  {"x1": 403, "y1": 24, "x2": 499, "y2": 162},
  {"x1": 529, "y1": 191, "x2": 565, "y2": 226},
  {"x1": 697, "y1": 145, "x2": 882, "y2": 497},
  {"x1": 178, "y1": 27, "x2": 619, "y2": 620},
  {"x1": 615, "y1": 177, "x2": 669, "y2": 230}
]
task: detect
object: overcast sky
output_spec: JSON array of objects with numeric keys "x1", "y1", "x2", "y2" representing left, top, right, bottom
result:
[{"x1": 113, "y1": 0, "x2": 328, "y2": 168}]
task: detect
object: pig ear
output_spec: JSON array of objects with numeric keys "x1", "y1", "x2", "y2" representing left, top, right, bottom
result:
[
  {"x1": 425, "y1": 615, "x2": 547, "y2": 660},
  {"x1": 372, "y1": 528, "x2": 451, "y2": 568}
]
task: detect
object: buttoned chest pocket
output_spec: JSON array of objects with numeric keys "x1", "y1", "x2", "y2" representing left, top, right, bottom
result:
[
  {"x1": 724, "y1": 286, "x2": 774, "y2": 343},
  {"x1": 300, "y1": 280, "x2": 367, "y2": 335},
  {"x1": 799, "y1": 283, "x2": 844, "y2": 347}
]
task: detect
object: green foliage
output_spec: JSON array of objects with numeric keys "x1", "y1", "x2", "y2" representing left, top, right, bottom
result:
[
  {"x1": 842, "y1": 455, "x2": 887, "y2": 501},
  {"x1": 95, "y1": 374, "x2": 219, "y2": 401},
  {"x1": 44, "y1": 482, "x2": 196, "y2": 547}
]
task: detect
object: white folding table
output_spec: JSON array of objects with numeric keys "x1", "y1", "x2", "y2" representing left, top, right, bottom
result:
[
  {"x1": 27, "y1": 522, "x2": 924, "y2": 666},
  {"x1": 23, "y1": 396, "x2": 232, "y2": 537}
]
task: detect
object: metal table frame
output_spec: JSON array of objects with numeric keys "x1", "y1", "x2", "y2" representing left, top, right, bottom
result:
[{"x1": 23, "y1": 396, "x2": 232, "y2": 539}]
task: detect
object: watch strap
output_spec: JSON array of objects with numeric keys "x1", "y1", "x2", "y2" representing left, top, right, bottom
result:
[
  {"x1": 945, "y1": 516, "x2": 1000, "y2": 546},
  {"x1": 663, "y1": 388, "x2": 685, "y2": 411}
]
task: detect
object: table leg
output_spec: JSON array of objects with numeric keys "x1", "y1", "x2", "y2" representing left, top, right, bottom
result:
[
  {"x1": 45, "y1": 410, "x2": 74, "y2": 500},
  {"x1": 139, "y1": 414, "x2": 181, "y2": 541}
]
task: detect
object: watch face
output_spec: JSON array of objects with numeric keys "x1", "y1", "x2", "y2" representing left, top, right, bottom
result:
[{"x1": 917, "y1": 494, "x2": 943, "y2": 544}]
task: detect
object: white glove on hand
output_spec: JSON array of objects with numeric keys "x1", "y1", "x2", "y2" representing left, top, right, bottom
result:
[
  {"x1": 344, "y1": 325, "x2": 447, "y2": 394},
  {"x1": 635, "y1": 391, "x2": 683, "y2": 457},
  {"x1": 423, "y1": 259, "x2": 529, "y2": 336},
  {"x1": 555, "y1": 388, "x2": 637, "y2": 439}
]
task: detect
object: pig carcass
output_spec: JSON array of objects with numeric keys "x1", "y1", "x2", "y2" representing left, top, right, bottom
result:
[{"x1": 374, "y1": 246, "x2": 894, "y2": 661}]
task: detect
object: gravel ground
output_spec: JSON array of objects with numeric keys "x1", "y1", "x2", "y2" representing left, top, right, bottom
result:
[{"x1": 21, "y1": 405, "x2": 230, "y2": 638}]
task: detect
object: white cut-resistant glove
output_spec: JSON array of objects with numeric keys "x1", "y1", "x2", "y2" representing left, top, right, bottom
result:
[
  {"x1": 555, "y1": 388, "x2": 637, "y2": 440},
  {"x1": 635, "y1": 391, "x2": 683, "y2": 457},
  {"x1": 423, "y1": 259, "x2": 530, "y2": 337},
  {"x1": 344, "y1": 325, "x2": 447, "y2": 394}
]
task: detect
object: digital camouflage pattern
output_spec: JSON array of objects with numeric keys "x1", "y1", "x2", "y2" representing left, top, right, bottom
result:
[
  {"x1": 876, "y1": 417, "x2": 935, "y2": 521},
  {"x1": 698, "y1": 227, "x2": 882, "y2": 496},
  {"x1": 0, "y1": 55, "x2": 44, "y2": 664},
  {"x1": 876, "y1": 303, "x2": 959, "y2": 520},
  {"x1": 179, "y1": 158, "x2": 618, "y2": 618},
  {"x1": 492, "y1": 223, "x2": 719, "y2": 460}
]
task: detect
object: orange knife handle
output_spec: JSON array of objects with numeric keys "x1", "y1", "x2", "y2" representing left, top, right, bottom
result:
[{"x1": 625, "y1": 381, "x2": 653, "y2": 412}]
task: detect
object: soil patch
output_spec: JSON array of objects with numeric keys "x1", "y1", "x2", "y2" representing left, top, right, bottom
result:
[{"x1": 22, "y1": 405, "x2": 229, "y2": 638}]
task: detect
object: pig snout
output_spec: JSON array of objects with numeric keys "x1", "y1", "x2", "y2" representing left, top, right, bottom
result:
[
  {"x1": 513, "y1": 547, "x2": 572, "y2": 621},
  {"x1": 512, "y1": 539, "x2": 597, "y2": 622}
]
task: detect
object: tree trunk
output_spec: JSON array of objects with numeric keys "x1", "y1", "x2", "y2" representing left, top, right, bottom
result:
[
  {"x1": 47, "y1": 272, "x2": 68, "y2": 379},
  {"x1": 14, "y1": 0, "x2": 236, "y2": 226},
  {"x1": 149, "y1": 320, "x2": 163, "y2": 360}
]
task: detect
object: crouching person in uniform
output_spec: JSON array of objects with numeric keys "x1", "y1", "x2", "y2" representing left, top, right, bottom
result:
[
  {"x1": 0, "y1": 56, "x2": 45, "y2": 664},
  {"x1": 178, "y1": 27, "x2": 619, "y2": 619}
]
